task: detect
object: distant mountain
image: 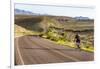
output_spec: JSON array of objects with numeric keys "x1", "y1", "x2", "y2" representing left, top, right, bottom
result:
[
  {"x1": 14, "y1": 9, "x2": 40, "y2": 15},
  {"x1": 74, "y1": 16, "x2": 90, "y2": 20}
]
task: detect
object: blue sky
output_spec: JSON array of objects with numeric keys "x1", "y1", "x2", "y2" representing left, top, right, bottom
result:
[{"x1": 15, "y1": 3, "x2": 95, "y2": 19}]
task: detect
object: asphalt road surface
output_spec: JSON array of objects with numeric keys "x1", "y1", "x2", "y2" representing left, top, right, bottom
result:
[{"x1": 15, "y1": 36, "x2": 94, "y2": 65}]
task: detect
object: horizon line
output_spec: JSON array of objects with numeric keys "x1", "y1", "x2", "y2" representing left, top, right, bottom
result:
[{"x1": 15, "y1": 3, "x2": 95, "y2": 9}]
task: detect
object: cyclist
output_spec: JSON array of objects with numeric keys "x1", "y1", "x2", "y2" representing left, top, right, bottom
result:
[{"x1": 75, "y1": 33, "x2": 81, "y2": 49}]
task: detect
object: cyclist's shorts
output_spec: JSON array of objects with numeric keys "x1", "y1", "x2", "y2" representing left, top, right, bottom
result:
[{"x1": 76, "y1": 42, "x2": 80, "y2": 46}]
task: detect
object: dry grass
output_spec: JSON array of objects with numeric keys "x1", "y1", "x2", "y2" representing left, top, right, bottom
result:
[{"x1": 14, "y1": 15, "x2": 94, "y2": 52}]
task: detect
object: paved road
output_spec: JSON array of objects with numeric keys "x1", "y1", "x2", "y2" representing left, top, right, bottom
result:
[{"x1": 15, "y1": 36, "x2": 94, "y2": 65}]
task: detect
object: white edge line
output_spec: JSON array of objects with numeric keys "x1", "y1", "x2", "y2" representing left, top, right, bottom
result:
[{"x1": 16, "y1": 38, "x2": 24, "y2": 65}]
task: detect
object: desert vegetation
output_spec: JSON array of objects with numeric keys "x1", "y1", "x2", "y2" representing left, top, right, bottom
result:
[{"x1": 15, "y1": 15, "x2": 94, "y2": 52}]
